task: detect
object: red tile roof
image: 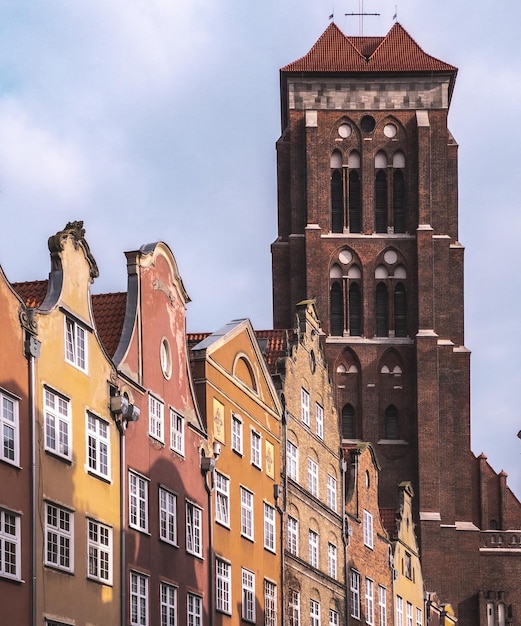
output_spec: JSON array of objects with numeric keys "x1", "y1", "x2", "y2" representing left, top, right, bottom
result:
[
  {"x1": 380, "y1": 507, "x2": 397, "y2": 538},
  {"x1": 92, "y1": 292, "x2": 127, "y2": 358},
  {"x1": 12, "y1": 280, "x2": 48, "y2": 308},
  {"x1": 282, "y1": 22, "x2": 457, "y2": 74}
]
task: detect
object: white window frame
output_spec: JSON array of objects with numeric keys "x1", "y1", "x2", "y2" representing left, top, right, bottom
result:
[
  {"x1": 251, "y1": 429, "x2": 262, "y2": 469},
  {"x1": 159, "y1": 487, "x2": 177, "y2": 545},
  {"x1": 44, "y1": 387, "x2": 71, "y2": 460},
  {"x1": 130, "y1": 570, "x2": 148, "y2": 626},
  {"x1": 287, "y1": 440, "x2": 298, "y2": 481},
  {"x1": 242, "y1": 568, "x2": 256, "y2": 623},
  {"x1": 289, "y1": 589, "x2": 300, "y2": 626},
  {"x1": 231, "y1": 413, "x2": 243, "y2": 454},
  {"x1": 87, "y1": 518, "x2": 112, "y2": 584},
  {"x1": 0, "y1": 391, "x2": 19, "y2": 466},
  {"x1": 186, "y1": 501, "x2": 202, "y2": 557},
  {"x1": 363, "y1": 510, "x2": 374, "y2": 549},
  {"x1": 309, "y1": 529, "x2": 319, "y2": 568},
  {"x1": 328, "y1": 542, "x2": 337, "y2": 579},
  {"x1": 415, "y1": 607, "x2": 422, "y2": 626},
  {"x1": 396, "y1": 596, "x2": 404, "y2": 626},
  {"x1": 240, "y1": 487, "x2": 254, "y2": 540},
  {"x1": 366, "y1": 578, "x2": 375, "y2": 625},
  {"x1": 0, "y1": 509, "x2": 20, "y2": 580},
  {"x1": 148, "y1": 394, "x2": 164, "y2": 443},
  {"x1": 65, "y1": 316, "x2": 87, "y2": 372},
  {"x1": 160, "y1": 582, "x2": 178, "y2": 626},
  {"x1": 215, "y1": 472, "x2": 230, "y2": 527},
  {"x1": 187, "y1": 593, "x2": 202, "y2": 626},
  {"x1": 329, "y1": 609, "x2": 339, "y2": 626},
  {"x1": 308, "y1": 457, "x2": 319, "y2": 497},
  {"x1": 350, "y1": 569, "x2": 361, "y2": 619},
  {"x1": 216, "y1": 558, "x2": 231, "y2": 614},
  {"x1": 406, "y1": 601, "x2": 413, "y2": 626},
  {"x1": 288, "y1": 515, "x2": 299, "y2": 556},
  {"x1": 301, "y1": 388, "x2": 310, "y2": 426},
  {"x1": 87, "y1": 412, "x2": 110, "y2": 480},
  {"x1": 45, "y1": 502, "x2": 73, "y2": 572},
  {"x1": 264, "y1": 503, "x2": 276, "y2": 552},
  {"x1": 379, "y1": 585, "x2": 387, "y2": 626},
  {"x1": 264, "y1": 580, "x2": 277, "y2": 626},
  {"x1": 129, "y1": 471, "x2": 149, "y2": 533},
  {"x1": 315, "y1": 402, "x2": 324, "y2": 439},
  {"x1": 327, "y1": 473, "x2": 337, "y2": 512},
  {"x1": 170, "y1": 409, "x2": 185, "y2": 455},
  {"x1": 310, "y1": 599, "x2": 321, "y2": 626}
]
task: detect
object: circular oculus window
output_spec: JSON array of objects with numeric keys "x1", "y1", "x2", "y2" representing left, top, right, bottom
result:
[
  {"x1": 384, "y1": 250, "x2": 398, "y2": 264},
  {"x1": 338, "y1": 123, "x2": 352, "y2": 138},
  {"x1": 339, "y1": 250, "x2": 353, "y2": 264},
  {"x1": 360, "y1": 115, "x2": 376, "y2": 133},
  {"x1": 384, "y1": 123, "x2": 398, "y2": 138},
  {"x1": 160, "y1": 338, "x2": 172, "y2": 379}
]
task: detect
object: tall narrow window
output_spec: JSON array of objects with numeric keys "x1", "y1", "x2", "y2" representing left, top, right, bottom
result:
[
  {"x1": 349, "y1": 169, "x2": 362, "y2": 232},
  {"x1": 393, "y1": 169, "x2": 406, "y2": 232},
  {"x1": 231, "y1": 413, "x2": 243, "y2": 454},
  {"x1": 215, "y1": 472, "x2": 230, "y2": 527},
  {"x1": 251, "y1": 430, "x2": 262, "y2": 468},
  {"x1": 385, "y1": 405, "x2": 399, "y2": 440},
  {"x1": 308, "y1": 529, "x2": 319, "y2": 568},
  {"x1": 310, "y1": 599, "x2": 321, "y2": 626},
  {"x1": 160, "y1": 583, "x2": 177, "y2": 626},
  {"x1": 148, "y1": 395, "x2": 164, "y2": 443},
  {"x1": 1, "y1": 392, "x2": 19, "y2": 466},
  {"x1": 330, "y1": 282, "x2": 344, "y2": 336},
  {"x1": 349, "y1": 282, "x2": 362, "y2": 336},
  {"x1": 301, "y1": 388, "x2": 310, "y2": 426},
  {"x1": 242, "y1": 568, "x2": 256, "y2": 623},
  {"x1": 327, "y1": 474, "x2": 337, "y2": 512},
  {"x1": 45, "y1": 503, "x2": 73, "y2": 572},
  {"x1": 328, "y1": 542, "x2": 337, "y2": 578},
  {"x1": 375, "y1": 170, "x2": 388, "y2": 233},
  {"x1": 264, "y1": 580, "x2": 277, "y2": 626},
  {"x1": 129, "y1": 471, "x2": 149, "y2": 533},
  {"x1": 186, "y1": 501, "x2": 202, "y2": 557},
  {"x1": 170, "y1": 409, "x2": 185, "y2": 455},
  {"x1": 0, "y1": 509, "x2": 20, "y2": 580},
  {"x1": 394, "y1": 283, "x2": 407, "y2": 337},
  {"x1": 65, "y1": 317, "x2": 87, "y2": 371},
  {"x1": 342, "y1": 404, "x2": 355, "y2": 439},
  {"x1": 264, "y1": 503, "x2": 276, "y2": 552},
  {"x1": 366, "y1": 578, "x2": 375, "y2": 625},
  {"x1": 88, "y1": 519, "x2": 112, "y2": 584},
  {"x1": 130, "y1": 571, "x2": 148, "y2": 626},
  {"x1": 363, "y1": 510, "x2": 374, "y2": 549},
  {"x1": 350, "y1": 569, "x2": 361, "y2": 619},
  {"x1": 376, "y1": 283, "x2": 389, "y2": 337},
  {"x1": 287, "y1": 440, "x2": 298, "y2": 481},
  {"x1": 187, "y1": 593, "x2": 202, "y2": 626},
  {"x1": 379, "y1": 585, "x2": 387, "y2": 626},
  {"x1": 159, "y1": 487, "x2": 177, "y2": 545},
  {"x1": 315, "y1": 403, "x2": 324, "y2": 439},
  {"x1": 288, "y1": 516, "x2": 299, "y2": 555},
  {"x1": 87, "y1": 413, "x2": 110, "y2": 480},
  {"x1": 396, "y1": 596, "x2": 404, "y2": 626},
  {"x1": 331, "y1": 169, "x2": 344, "y2": 233},
  {"x1": 44, "y1": 388, "x2": 71, "y2": 460},
  {"x1": 240, "y1": 487, "x2": 254, "y2": 539},
  {"x1": 289, "y1": 590, "x2": 300, "y2": 626},
  {"x1": 216, "y1": 559, "x2": 231, "y2": 614},
  {"x1": 308, "y1": 458, "x2": 319, "y2": 497}
]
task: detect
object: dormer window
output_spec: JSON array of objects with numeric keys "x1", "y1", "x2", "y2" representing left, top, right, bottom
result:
[{"x1": 65, "y1": 317, "x2": 87, "y2": 372}]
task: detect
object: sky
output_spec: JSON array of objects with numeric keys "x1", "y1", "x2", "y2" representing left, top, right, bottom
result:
[{"x1": 0, "y1": 0, "x2": 520, "y2": 495}]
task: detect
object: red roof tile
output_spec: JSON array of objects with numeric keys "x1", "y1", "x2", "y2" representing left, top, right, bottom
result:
[
  {"x1": 282, "y1": 22, "x2": 456, "y2": 74},
  {"x1": 92, "y1": 292, "x2": 127, "y2": 358},
  {"x1": 12, "y1": 280, "x2": 48, "y2": 308}
]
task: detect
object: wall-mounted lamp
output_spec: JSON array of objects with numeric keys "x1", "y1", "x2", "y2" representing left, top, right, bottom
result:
[
  {"x1": 213, "y1": 441, "x2": 222, "y2": 460},
  {"x1": 110, "y1": 395, "x2": 140, "y2": 430}
]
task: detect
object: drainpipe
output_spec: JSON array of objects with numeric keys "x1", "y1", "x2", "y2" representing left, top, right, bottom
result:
[
  {"x1": 201, "y1": 444, "x2": 220, "y2": 626},
  {"x1": 341, "y1": 456, "x2": 349, "y2": 626},
  {"x1": 25, "y1": 332, "x2": 40, "y2": 626},
  {"x1": 120, "y1": 424, "x2": 127, "y2": 626}
]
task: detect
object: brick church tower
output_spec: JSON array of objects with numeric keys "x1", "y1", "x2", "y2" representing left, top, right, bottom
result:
[{"x1": 272, "y1": 22, "x2": 521, "y2": 625}]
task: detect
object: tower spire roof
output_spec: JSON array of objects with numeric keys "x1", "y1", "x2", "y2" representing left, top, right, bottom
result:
[{"x1": 282, "y1": 22, "x2": 457, "y2": 74}]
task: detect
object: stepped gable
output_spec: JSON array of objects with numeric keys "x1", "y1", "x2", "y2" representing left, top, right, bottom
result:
[
  {"x1": 12, "y1": 279, "x2": 48, "y2": 307},
  {"x1": 282, "y1": 22, "x2": 457, "y2": 74},
  {"x1": 91, "y1": 292, "x2": 127, "y2": 358}
]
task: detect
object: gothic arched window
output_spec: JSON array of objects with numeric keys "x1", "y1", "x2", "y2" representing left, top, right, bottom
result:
[
  {"x1": 330, "y1": 148, "x2": 361, "y2": 233},
  {"x1": 375, "y1": 283, "x2": 389, "y2": 337},
  {"x1": 394, "y1": 282, "x2": 407, "y2": 337},
  {"x1": 384, "y1": 405, "x2": 399, "y2": 439},
  {"x1": 330, "y1": 281, "x2": 344, "y2": 337},
  {"x1": 342, "y1": 404, "x2": 355, "y2": 439},
  {"x1": 329, "y1": 255, "x2": 362, "y2": 337}
]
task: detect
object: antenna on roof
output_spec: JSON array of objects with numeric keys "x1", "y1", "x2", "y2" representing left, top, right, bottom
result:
[
  {"x1": 345, "y1": 0, "x2": 380, "y2": 36},
  {"x1": 393, "y1": 5, "x2": 398, "y2": 21},
  {"x1": 329, "y1": 8, "x2": 334, "y2": 21}
]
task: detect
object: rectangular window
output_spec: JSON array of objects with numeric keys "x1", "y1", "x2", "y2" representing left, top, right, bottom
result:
[
  {"x1": 310, "y1": 599, "x2": 321, "y2": 626},
  {"x1": 65, "y1": 317, "x2": 87, "y2": 371},
  {"x1": 216, "y1": 558, "x2": 231, "y2": 614},
  {"x1": 301, "y1": 388, "x2": 310, "y2": 426},
  {"x1": 232, "y1": 413, "x2": 243, "y2": 454},
  {"x1": 350, "y1": 569, "x2": 361, "y2": 619},
  {"x1": 215, "y1": 472, "x2": 230, "y2": 527},
  {"x1": 251, "y1": 430, "x2": 262, "y2": 468},
  {"x1": 378, "y1": 585, "x2": 387, "y2": 626},
  {"x1": 160, "y1": 582, "x2": 177, "y2": 626},
  {"x1": 363, "y1": 510, "x2": 374, "y2": 549},
  {"x1": 415, "y1": 608, "x2": 422, "y2": 626},
  {"x1": 315, "y1": 403, "x2": 324, "y2": 439},
  {"x1": 1, "y1": 391, "x2": 19, "y2": 466},
  {"x1": 287, "y1": 440, "x2": 298, "y2": 481},
  {"x1": 264, "y1": 503, "x2": 276, "y2": 552},
  {"x1": 328, "y1": 542, "x2": 337, "y2": 579},
  {"x1": 186, "y1": 501, "x2": 202, "y2": 557},
  {"x1": 129, "y1": 471, "x2": 148, "y2": 532},
  {"x1": 289, "y1": 590, "x2": 300, "y2": 626},
  {"x1": 308, "y1": 529, "x2": 319, "y2": 568},
  {"x1": 130, "y1": 571, "x2": 148, "y2": 626},
  {"x1": 187, "y1": 593, "x2": 202, "y2": 626},
  {"x1": 88, "y1": 519, "x2": 112, "y2": 584},
  {"x1": 0, "y1": 509, "x2": 20, "y2": 580},
  {"x1": 148, "y1": 395, "x2": 164, "y2": 443},
  {"x1": 404, "y1": 551, "x2": 412, "y2": 579},
  {"x1": 327, "y1": 474, "x2": 337, "y2": 512},
  {"x1": 44, "y1": 388, "x2": 71, "y2": 460},
  {"x1": 240, "y1": 487, "x2": 254, "y2": 540},
  {"x1": 406, "y1": 602, "x2": 413, "y2": 626},
  {"x1": 170, "y1": 409, "x2": 184, "y2": 455},
  {"x1": 329, "y1": 609, "x2": 339, "y2": 626},
  {"x1": 396, "y1": 596, "x2": 404, "y2": 626},
  {"x1": 159, "y1": 487, "x2": 177, "y2": 545},
  {"x1": 45, "y1": 502, "x2": 73, "y2": 572},
  {"x1": 264, "y1": 580, "x2": 277, "y2": 626},
  {"x1": 288, "y1": 516, "x2": 298, "y2": 556},
  {"x1": 366, "y1": 578, "x2": 375, "y2": 625},
  {"x1": 308, "y1": 458, "x2": 318, "y2": 497},
  {"x1": 242, "y1": 568, "x2": 256, "y2": 623},
  {"x1": 87, "y1": 412, "x2": 110, "y2": 479}
]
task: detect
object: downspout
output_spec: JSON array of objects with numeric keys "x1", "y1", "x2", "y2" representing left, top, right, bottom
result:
[
  {"x1": 25, "y1": 333, "x2": 41, "y2": 626},
  {"x1": 341, "y1": 455, "x2": 349, "y2": 626},
  {"x1": 120, "y1": 423, "x2": 127, "y2": 626},
  {"x1": 201, "y1": 455, "x2": 216, "y2": 626},
  {"x1": 278, "y1": 400, "x2": 287, "y2": 624}
]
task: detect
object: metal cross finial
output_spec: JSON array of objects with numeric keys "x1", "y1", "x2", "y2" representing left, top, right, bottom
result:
[{"x1": 345, "y1": 0, "x2": 380, "y2": 36}]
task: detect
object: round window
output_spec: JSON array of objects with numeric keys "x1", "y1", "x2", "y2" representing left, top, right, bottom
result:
[
  {"x1": 338, "y1": 123, "x2": 352, "y2": 138},
  {"x1": 360, "y1": 115, "x2": 376, "y2": 133},
  {"x1": 160, "y1": 338, "x2": 172, "y2": 379},
  {"x1": 384, "y1": 123, "x2": 398, "y2": 138}
]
